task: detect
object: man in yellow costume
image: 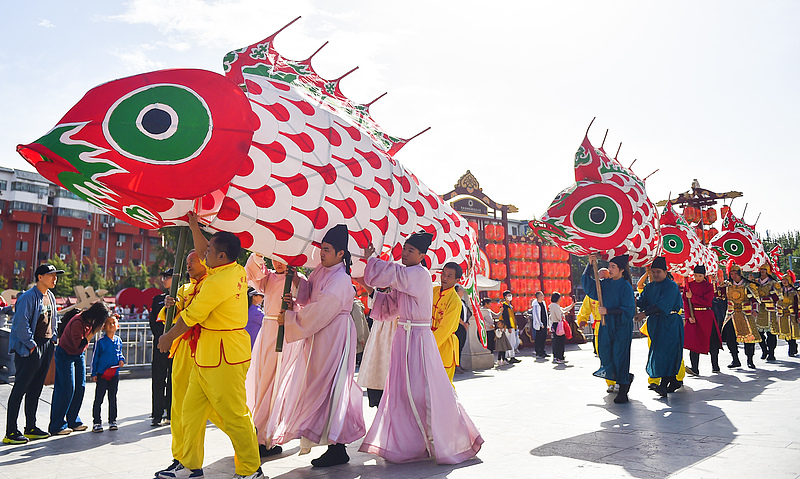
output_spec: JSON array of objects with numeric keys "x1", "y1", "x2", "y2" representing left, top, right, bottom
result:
[
  {"x1": 432, "y1": 262, "x2": 463, "y2": 385},
  {"x1": 156, "y1": 214, "x2": 262, "y2": 479},
  {"x1": 577, "y1": 267, "x2": 609, "y2": 356}
]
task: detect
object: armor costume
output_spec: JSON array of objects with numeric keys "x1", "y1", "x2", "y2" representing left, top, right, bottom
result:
[
  {"x1": 720, "y1": 262, "x2": 762, "y2": 369},
  {"x1": 777, "y1": 271, "x2": 800, "y2": 357},
  {"x1": 753, "y1": 264, "x2": 783, "y2": 361}
]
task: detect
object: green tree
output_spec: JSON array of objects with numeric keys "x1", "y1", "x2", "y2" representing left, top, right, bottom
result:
[
  {"x1": 46, "y1": 256, "x2": 74, "y2": 297},
  {"x1": 80, "y1": 259, "x2": 111, "y2": 292},
  {"x1": 119, "y1": 262, "x2": 151, "y2": 291},
  {"x1": 763, "y1": 230, "x2": 800, "y2": 279},
  {"x1": 0, "y1": 275, "x2": 7, "y2": 291}
]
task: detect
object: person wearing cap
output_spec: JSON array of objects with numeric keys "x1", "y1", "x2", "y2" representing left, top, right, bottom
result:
[
  {"x1": 264, "y1": 224, "x2": 365, "y2": 468},
  {"x1": 720, "y1": 261, "x2": 761, "y2": 369},
  {"x1": 431, "y1": 261, "x2": 464, "y2": 384},
  {"x1": 245, "y1": 288, "x2": 265, "y2": 348},
  {"x1": 777, "y1": 271, "x2": 799, "y2": 357},
  {"x1": 243, "y1": 253, "x2": 303, "y2": 457},
  {"x1": 156, "y1": 221, "x2": 263, "y2": 479},
  {"x1": 683, "y1": 264, "x2": 723, "y2": 375},
  {"x1": 634, "y1": 257, "x2": 684, "y2": 398},
  {"x1": 357, "y1": 231, "x2": 483, "y2": 464},
  {"x1": 752, "y1": 263, "x2": 783, "y2": 362},
  {"x1": 149, "y1": 267, "x2": 174, "y2": 427},
  {"x1": 582, "y1": 254, "x2": 636, "y2": 404},
  {"x1": 4, "y1": 264, "x2": 64, "y2": 444}
]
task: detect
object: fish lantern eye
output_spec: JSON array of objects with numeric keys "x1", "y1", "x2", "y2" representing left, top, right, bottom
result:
[
  {"x1": 723, "y1": 238, "x2": 745, "y2": 257},
  {"x1": 662, "y1": 234, "x2": 684, "y2": 254},
  {"x1": 104, "y1": 84, "x2": 212, "y2": 164},
  {"x1": 571, "y1": 195, "x2": 622, "y2": 237}
]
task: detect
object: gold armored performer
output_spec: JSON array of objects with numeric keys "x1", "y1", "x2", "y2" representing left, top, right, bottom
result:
[
  {"x1": 721, "y1": 262, "x2": 762, "y2": 369},
  {"x1": 752, "y1": 263, "x2": 783, "y2": 361},
  {"x1": 777, "y1": 271, "x2": 800, "y2": 357}
]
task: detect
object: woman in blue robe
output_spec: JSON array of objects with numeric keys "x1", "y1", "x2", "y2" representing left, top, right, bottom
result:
[
  {"x1": 635, "y1": 257, "x2": 684, "y2": 397},
  {"x1": 582, "y1": 254, "x2": 636, "y2": 404}
]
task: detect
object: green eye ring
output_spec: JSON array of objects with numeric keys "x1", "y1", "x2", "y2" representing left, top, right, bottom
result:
[
  {"x1": 103, "y1": 83, "x2": 212, "y2": 164},
  {"x1": 571, "y1": 195, "x2": 621, "y2": 237},
  {"x1": 723, "y1": 238, "x2": 744, "y2": 256},
  {"x1": 662, "y1": 234, "x2": 684, "y2": 254}
]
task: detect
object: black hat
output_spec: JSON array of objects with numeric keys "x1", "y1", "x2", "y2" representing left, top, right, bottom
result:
[
  {"x1": 609, "y1": 254, "x2": 630, "y2": 271},
  {"x1": 35, "y1": 264, "x2": 65, "y2": 278},
  {"x1": 406, "y1": 231, "x2": 433, "y2": 254},
  {"x1": 321, "y1": 224, "x2": 349, "y2": 252},
  {"x1": 651, "y1": 256, "x2": 667, "y2": 271},
  {"x1": 248, "y1": 288, "x2": 265, "y2": 297},
  {"x1": 502, "y1": 290, "x2": 512, "y2": 296},
  {"x1": 160, "y1": 268, "x2": 174, "y2": 277},
  {"x1": 694, "y1": 264, "x2": 707, "y2": 275}
]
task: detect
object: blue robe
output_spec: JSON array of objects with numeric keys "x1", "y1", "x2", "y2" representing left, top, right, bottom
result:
[
  {"x1": 582, "y1": 268, "x2": 636, "y2": 384},
  {"x1": 638, "y1": 279, "x2": 684, "y2": 378}
]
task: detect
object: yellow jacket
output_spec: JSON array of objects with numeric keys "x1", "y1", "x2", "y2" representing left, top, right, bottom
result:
[
  {"x1": 180, "y1": 261, "x2": 250, "y2": 368},
  {"x1": 432, "y1": 285, "x2": 462, "y2": 368},
  {"x1": 577, "y1": 297, "x2": 600, "y2": 326},
  {"x1": 158, "y1": 273, "x2": 208, "y2": 357}
]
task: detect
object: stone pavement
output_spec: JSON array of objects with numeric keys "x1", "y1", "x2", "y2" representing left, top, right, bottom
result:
[{"x1": 2, "y1": 337, "x2": 800, "y2": 479}]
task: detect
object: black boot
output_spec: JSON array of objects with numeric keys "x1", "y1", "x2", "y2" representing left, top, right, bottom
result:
[
  {"x1": 614, "y1": 383, "x2": 630, "y2": 403},
  {"x1": 727, "y1": 354, "x2": 741, "y2": 368},
  {"x1": 747, "y1": 356, "x2": 756, "y2": 369},
  {"x1": 759, "y1": 341, "x2": 768, "y2": 359},
  {"x1": 311, "y1": 443, "x2": 349, "y2": 467},
  {"x1": 654, "y1": 381, "x2": 668, "y2": 398},
  {"x1": 259, "y1": 444, "x2": 282, "y2": 457},
  {"x1": 789, "y1": 340, "x2": 798, "y2": 357},
  {"x1": 666, "y1": 377, "x2": 682, "y2": 393}
]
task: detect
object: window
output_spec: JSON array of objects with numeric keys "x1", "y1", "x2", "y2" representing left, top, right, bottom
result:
[
  {"x1": 133, "y1": 242, "x2": 142, "y2": 251},
  {"x1": 82, "y1": 246, "x2": 91, "y2": 257},
  {"x1": 39, "y1": 233, "x2": 50, "y2": 242},
  {"x1": 0, "y1": 180, "x2": 6, "y2": 190},
  {"x1": 118, "y1": 234, "x2": 126, "y2": 243},
  {"x1": 55, "y1": 207, "x2": 90, "y2": 219},
  {"x1": 59, "y1": 244, "x2": 70, "y2": 255},
  {"x1": 60, "y1": 227, "x2": 73, "y2": 237},
  {"x1": 115, "y1": 265, "x2": 126, "y2": 277},
  {"x1": 116, "y1": 250, "x2": 125, "y2": 259},
  {"x1": 10, "y1": 201, "x2": 46, "y2": 213},
  {"x1": 16, "y1": 240, "x2": 28, "y2": 252},
  {"x1": 149, "y1": 252, "x2": 156, "y2": 262},
  {"x1": 0, "y1": 219, "x2": 3, "y2": 230},
  {"x1": 98, "y1": 248, "x2": 105, "y2": 258},
  {"x1": 149, "y1": 237, "x2": 160, "y2": 245},
  {"x1": 83, "y1": 230, "x2": 91, "y2": 240},
  {"x1": 99, "y1": 232, "x2": 107, "y2": 241},
  {"x1": 17, "y1": 223, "x2": 30, "y2": 233},
  {"x1": 37, "y1": 252, "x2": 48, "y2": 261},
  {"x1": 14, "y1": 260, "x2": 26, "y2": 272},
  {"x1": 55, "y1": 189, "x2": 80, "y2": 200},
  {"x1": 132, "y1": 259, "x2": 141, "y2": 267},
  {"x1": 11, "y1": 181, "x2": 48, "y2": 196}
]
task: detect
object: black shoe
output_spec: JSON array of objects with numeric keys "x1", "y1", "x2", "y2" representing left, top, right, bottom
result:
[
  {"x1": 151, "y1": 418, "x2": 163, "y2": 427},
  {"x1": 614, "y1": 384, "x2": 630, "y2": 403},
  {"x1": 712, "y1": 366, "x2": 721, "y2": 373},
  {"x1": 3, "y1": 430, "x2": 29, "y2": 444},
  {"x1": 648, "y1": 383, "x2": 659, "y2": 390},
  {"x1": 747, "y1": 359, "x2": 756, "y2": 369},
  {"x1": 259, "y1": 444, "x2": 282, "y2": 457},
  {"x1": 685, "y1": 366, "x2": 699, "y2": 376},
  {"x1": 509, "y1": 358, "x2": 521, "y2": 364},
  {"x1": 23, "y1": 427, "x2": 50, "y2": 440},
  {"x1": 727, "y1": 360, "x2": 741, "y2": 368},
  {"x1": 654, "y1": 383, "x2": 668, "y2": 398},
  {"x1": 667, "y1": 380, "x2": 683, "y2": 393},
  {"x1": 761, "y1": 351, "x2": 768, "y2": 360},
  {"x1": 311, "y1": 443, "x2": 349, "y2": 467},
  {"x1": 766, "y1": 355, "x2": 776, "y2": 362}
]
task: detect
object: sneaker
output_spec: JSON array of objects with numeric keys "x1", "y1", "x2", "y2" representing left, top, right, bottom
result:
[
  {"x1": 259, "y1": 444, "x2": 282, "y2": 457},
  {"x1": 3, "y1": 430, "x2": 29, "y2": 444},
  {"x1": 23, "y1": 427, "x2": 50, "y2": 440},
  {"x1": 71, "y1": 424, "x2": 88, "y2": 432},
  {"x1": 155, "y1": 460, "x2": 180, "y2": 478},
  {"x1": 92, "y1": 424, "x2": 103, "y2": 433},
  {"x1": 606, "y1": 384, "x2": 616, "y2": 393},
  {"x1": 555, "y1": 359, "x2": 566, "y2": 364},
  {"x1": 151, "y1": 418, "x2": 163, "y2": 427},
  {"x1": 54, "y1": 427, "x2": 73, "y2": 436},
  {"x1": 233, "y1": 468, "x2": 265, "y2": 479},
  {"x1": 157, "y1": 462, "x2": 204, "y2": 479},
  {"x1": 109, "y1": 421, "x2": 118, "y2": 431},
  {"x1": 685, "y1": 366, "x2": 699, "y2": 376}
]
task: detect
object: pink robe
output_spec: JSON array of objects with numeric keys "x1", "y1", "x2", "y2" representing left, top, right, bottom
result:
[
  {"x1": 265, "y1": 262, "x2": 365, "y2": 452},
  {"x1": 244, "y1": 255, "x2": 302, "y2": 445},
  {"x1": 359, "y1": 257, "x2": 483, "y2": 464}
]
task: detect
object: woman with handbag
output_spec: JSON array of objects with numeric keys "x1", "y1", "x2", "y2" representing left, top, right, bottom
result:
[{"x1": 549, "y1": 293, "x2": 572, "y2": 364}]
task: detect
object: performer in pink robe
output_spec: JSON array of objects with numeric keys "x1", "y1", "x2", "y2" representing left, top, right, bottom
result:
[
  {"x1": 265, "y1": 224, "x2": 365, "y2": 467},
  {"x1": 244, "y1": 254, "x2": 303, "y2": 457},
  {"x1": 683, "y1": 265, "x2": 723, "y2": 375},
  {"x1": 357, "y1": 232, "x2": 483, "y2": 464}
]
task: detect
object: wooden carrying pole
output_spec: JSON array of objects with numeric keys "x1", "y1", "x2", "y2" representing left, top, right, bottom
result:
[
  {"x1": 592, "y1": 259, "x2": 605, "y2": 326},
  {"x1": 164, "y1": 227, "x2": 189, "y2": 331},
  {"x1": 275, "y1": 267, "x2": 295, "y2": 353}
]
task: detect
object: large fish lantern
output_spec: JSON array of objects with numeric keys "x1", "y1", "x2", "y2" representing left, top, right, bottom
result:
[
  {"x1": 16, "y1": 19, "x2": 473, "y2": 277},
  {"x1": 709, "y1": 210, "x2": 766, "y2": 272},
  {"x1": 529, "y1": 125, "x2": 659, "y2": 267},
  {"x1": 659, "y1": 203, "x2": 718, "y2": 277}
]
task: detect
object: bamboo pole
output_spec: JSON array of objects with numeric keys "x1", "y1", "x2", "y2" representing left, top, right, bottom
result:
[
  {"x1": 275, "y1": 267, "x2": 296, "y2": 353},
  {"x1": 592, "y1": 257, "x2": 605, "y2": 326},
  {"x1": 164, "y1": 227, "x2": 189, "y2": 331}
]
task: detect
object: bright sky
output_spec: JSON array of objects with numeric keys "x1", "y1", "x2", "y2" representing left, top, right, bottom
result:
[{"x1": 1, "y1": 1, "x2": 798, "y2": 236}]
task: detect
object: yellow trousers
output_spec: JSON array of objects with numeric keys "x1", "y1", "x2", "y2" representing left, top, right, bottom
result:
[
  {"x1": 181, "y1": 358, "x2": 260, "y2": 475},
  {"x1": 444, "y1": 364, "x2": 455, "y2": 385},
  {"x1": 170, "y1": 339, "x2": 224, "y2": 462},
  {"x1": 645, "y1": 336, "x2": 686, "y2": 385}
]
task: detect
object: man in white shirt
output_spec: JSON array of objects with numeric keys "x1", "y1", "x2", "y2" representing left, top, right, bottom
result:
[{"x1": 529, "y1": 292, "x2": 549, "y2": 358}]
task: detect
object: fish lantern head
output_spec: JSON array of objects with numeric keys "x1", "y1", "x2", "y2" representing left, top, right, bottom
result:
[
  {"x1": 17, "y1": 69, "x2": 256, "y2": 228},
  {"x1": 709, "y1": 211, "x2": 767, "y2": 272},
  {"x1": 530, "y1": 134, "x2": 658, "y2": 267}
]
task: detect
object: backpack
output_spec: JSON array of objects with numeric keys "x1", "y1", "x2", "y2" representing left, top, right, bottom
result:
[{"x1": 56, "y1": 308, "x2": 83, "y2": 338}]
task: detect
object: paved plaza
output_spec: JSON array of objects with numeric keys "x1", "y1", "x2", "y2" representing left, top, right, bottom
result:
[{"x1": 2, "y1": 337, "x2": 800, "y2": 479}]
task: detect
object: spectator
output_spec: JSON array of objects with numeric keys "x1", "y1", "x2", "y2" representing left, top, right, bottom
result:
[
  {"x1": 530, "y1": 291, "x2": 550, "y2": 358},
  {"x1": 91, "y1": 314, "x2": 125, "y2": 432},
  {"x1": 4, "y1": 264, "x2": 63, "y2": 444},
  {"x1": 245, "y1": 288, "x2": 265, "y2": 349},
  {"x1": 150, "y1": 269, "x2": 173, "y2": 427},
  {"x1": 549, "y1": 292, "x2": 571, "y2": 364},
  {"x1": 493, "y1": 320, "x2": 512, "y2": 367},
  {"x1": 479, "y1": 299, "x2": 498, "y2": 352},
  {"x1": 49, "y1": 301, "x2": 110, "y2": 435}
]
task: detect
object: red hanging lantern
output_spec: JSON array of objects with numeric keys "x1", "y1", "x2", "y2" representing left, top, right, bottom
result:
[
  {"x1": 531, "y1": 244, "x2": 540, "y2": 260},
  {"x1": 705, "y1": 227, "x2": 719, "y2": 243},
  {"x1": 721, "y1": 206, "x2": 731, "y2": 219},
  {"x1": 531, "y1": 263, "x2": 540, "y2": 277},
  {"x1": 496, "y1": 225, "x2": 505, "y2": 242},
  {"x1": 703, "y1": 208, "x2": 717, "y2": 225}
]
